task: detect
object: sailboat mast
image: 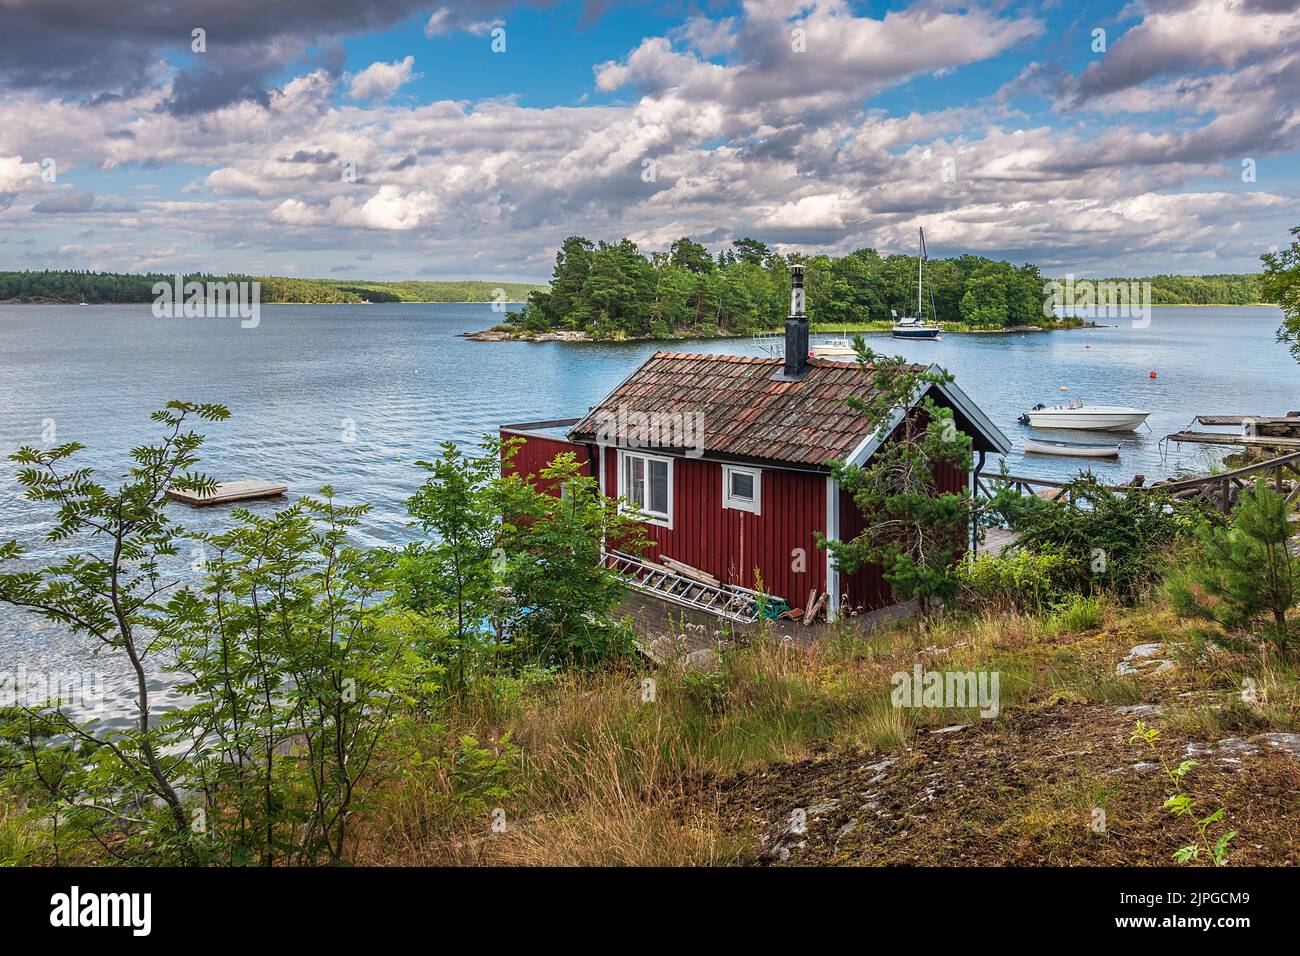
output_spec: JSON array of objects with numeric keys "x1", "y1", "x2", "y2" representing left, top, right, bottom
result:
[{"x1": 917, "y1": 227, "x2": 923, "y2": 319}]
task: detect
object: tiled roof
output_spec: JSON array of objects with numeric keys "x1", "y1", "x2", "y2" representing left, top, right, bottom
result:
[{"x1": 568, "y1": 352, "x2": 927, "y2": 467}]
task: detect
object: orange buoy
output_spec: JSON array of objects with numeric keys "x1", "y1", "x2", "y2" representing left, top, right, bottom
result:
[
  {"x1": 1059, "y1": 386, "x2": 1069, "y2": 392},
  {"x1": 1149, "y1": 370, "x2": 1158, "y2": 379}
]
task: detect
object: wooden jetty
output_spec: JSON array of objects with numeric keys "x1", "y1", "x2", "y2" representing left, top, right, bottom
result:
[
  {"x1": 1164, "y1": 431, "x2": 1300, "y2": 449},
  {"x1": 166, "y1": 480, "x2": 287, "y2": 507},
  {"x1": 1194, "y1": 414, "x2": 1300, "y2": 431},
  {"x1": 1165, "y1": 412, "x2": 1300, "y2": 450},
  {"x1": 975, "y1": 450, "x2": 1300, "y2": 515}
]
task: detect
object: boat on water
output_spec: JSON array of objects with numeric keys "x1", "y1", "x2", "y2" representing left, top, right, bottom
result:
[
  {"x1": 891, "y1": 313, "x2": 941, "y2": 339},
  {"x1": 890, "y1": 227, "x2": 942, "y2": 340},
  {"x1": 811, "y1": 336, "x2": 858, "y2": 357},
  {"x1": 1019, "y1": 398, "x2": 1151, "y2": 431},
  {"x1": 1023, "y1": 437, "x2": 1120, "y2": 458}
]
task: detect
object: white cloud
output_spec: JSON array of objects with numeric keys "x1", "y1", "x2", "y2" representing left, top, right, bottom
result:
[
  {"x1": 271, "y1": 185, "x2": 441, "y2": 231},
  {"x1": 0, "y1": 154, "x2": 44, "y2": 195},
  {"x1": 0, "y1": 0, "x2": 1296, "y2": 277},
  {"x1": 346, "y1": 56, "x2": 418, "y2": 101},
  {"x1": 424, "y1": 9, "x2": 503, "y2": 38}
]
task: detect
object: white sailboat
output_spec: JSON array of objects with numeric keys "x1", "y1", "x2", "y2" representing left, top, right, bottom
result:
[{"x1": 891, "y1": 227, "x2": 941, "y2": 340}]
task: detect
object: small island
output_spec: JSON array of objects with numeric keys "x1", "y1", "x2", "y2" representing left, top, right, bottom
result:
[{"x1": 468, "y1": 235, "x2": 1273, "y2": 342}]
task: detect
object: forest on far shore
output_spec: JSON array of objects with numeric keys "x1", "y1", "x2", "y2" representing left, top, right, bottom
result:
[
  {"x1": 0, "y1": 255, "x2": 1271, "y2": 330},
  {"x1": 0, "y1": 271, "x2": 540, "y2": 305},
  {"x1": 509, "y1": 236, "x2": 1275, "y2": 339}
]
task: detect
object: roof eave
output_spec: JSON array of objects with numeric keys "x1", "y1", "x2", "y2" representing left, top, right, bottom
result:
[
  {"x1": 566, "y1": 434, "x2": 833, "y2": 474},
  {"x1": 845, "y1": 367, "x2": 1011, "y2": 466},
  {"x1": 927, "y1": 365, "x2": 1012, "y2": 455}
]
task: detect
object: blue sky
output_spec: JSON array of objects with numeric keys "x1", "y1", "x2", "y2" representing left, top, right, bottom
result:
[{"x1": 1, "y1": 0, "x2": 1297, "y2": 280}]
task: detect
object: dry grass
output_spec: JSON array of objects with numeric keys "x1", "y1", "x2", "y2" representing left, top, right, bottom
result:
[{"x1": 339, "y1": 598, "x2": 1300, "y2": 866}]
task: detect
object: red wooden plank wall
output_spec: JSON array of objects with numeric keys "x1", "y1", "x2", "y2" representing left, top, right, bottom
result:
[
  {"x1": 500, "y1": 431, "x2": 592, "y2": 497},
  {"x1": 506, "y1": 432, "x2": 970, "y2": 615},
  {"x1": 604, "y1": 447, "x2": 825, "y2": 607},
  {"x1": 838, "y1": 458, "x2": 971, "y2": 613}
]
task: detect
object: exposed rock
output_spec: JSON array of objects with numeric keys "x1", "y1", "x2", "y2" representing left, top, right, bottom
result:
[
  {"x1": 1115, "y1": 703, "x2": 1163, "y2": 716},
  {"x1": 1185, "y1": 733, "x2": 1300, "y2": 761},
  {"x1": 1116, "y1": 642, "x2": 1175, "y2": 676},
  {"x1": 684, "y1": 648, "x2": 720, "y2": 672},
  {"x1": 930, "y1": 724, "x2": 968, "y2": 735},
  {"x1": 465, "y1": 328, "x2": 591, "y2": 342}
]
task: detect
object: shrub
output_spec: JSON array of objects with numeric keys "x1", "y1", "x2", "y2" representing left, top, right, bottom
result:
[
  {"x1": 1000, "y1": 476, "x2": 1201, "y2": 601},
  {"x1": 1044, "y1": 594, "x2": 1104, "y2": 636},
  {"x1": 958, "y1": 548, "x2": 1069, "y2": 612}
]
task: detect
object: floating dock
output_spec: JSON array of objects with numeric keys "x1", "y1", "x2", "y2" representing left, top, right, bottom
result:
[
  {"x1": 166, "y1": 480, "x2": 288, "y2": 507},
  {"x1": 1194, "y1": 415, "x2": 1300, "y2": 428},
  {"x1": 1164, "y1": 412, "x2": 1300, "y2": 450},
  {"x1": 1164, "y1": 431, "x2": 1300, "y2": 449}
]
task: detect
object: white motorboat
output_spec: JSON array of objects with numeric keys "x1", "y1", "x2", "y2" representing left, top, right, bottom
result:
[
  {"x1": 1019, "y1": 398, "x2": 1151, "y2": 431},
  {"x1": 1023, "y1": 437, "x2": 1120, "y2": 458},
  {"x1": 811, "y1": 336, "x2": 858, "y2": 357}
]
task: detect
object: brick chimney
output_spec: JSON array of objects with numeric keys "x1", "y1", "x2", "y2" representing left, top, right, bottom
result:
[{"x1": 774, "y1": 263, "x2": 809, "y2": 381}]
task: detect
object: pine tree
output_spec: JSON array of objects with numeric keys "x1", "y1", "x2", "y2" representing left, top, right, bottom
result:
[{"x1": 1169, "y1": 481, "x2": 1299, "y2": 658}]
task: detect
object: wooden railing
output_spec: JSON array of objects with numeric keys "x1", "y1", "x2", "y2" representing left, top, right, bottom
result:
[
  {"x1": 975, "y1": 450, "x2": 1300, "y2": 515},
  {"x1": 1147, "y1": 450, "x2": 1300, "y2": 511},
  {"x1": 973, "y1": 471, "x2": 1074, "y2": 507}
]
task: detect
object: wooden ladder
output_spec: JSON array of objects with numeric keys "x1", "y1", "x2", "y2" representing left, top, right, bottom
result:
[{"x1": 605, "y1": 551, "x2": 762, "y2": 623}]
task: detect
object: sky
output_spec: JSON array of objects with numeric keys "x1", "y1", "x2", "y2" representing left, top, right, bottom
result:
[{"x1": 0, "y1": 0, "x2": 1297, "y2": 282}]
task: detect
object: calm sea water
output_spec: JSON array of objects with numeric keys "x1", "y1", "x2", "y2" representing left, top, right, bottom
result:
[{"x1": 0, "y1": 303, "x2": 1294, "y2": 722}]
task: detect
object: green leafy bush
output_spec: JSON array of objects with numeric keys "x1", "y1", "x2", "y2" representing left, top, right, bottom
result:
[{"x1": 957, "y1": 548, "x2": 1069, "y2": 611}]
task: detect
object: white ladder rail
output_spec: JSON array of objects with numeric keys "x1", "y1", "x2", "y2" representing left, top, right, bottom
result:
[{"x1": 605, "y1": 551, "x2": 762, "y2": 624}]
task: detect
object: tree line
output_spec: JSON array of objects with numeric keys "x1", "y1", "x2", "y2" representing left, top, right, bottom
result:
[
  {"x1": 511, "y1": 236, "x2": 1278, "y2": 338},
  {"x1": 0, "y1": 271, "x2": 539, "y2": 305}
]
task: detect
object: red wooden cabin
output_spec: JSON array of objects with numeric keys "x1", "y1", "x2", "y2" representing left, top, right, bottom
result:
[{"x1": 500, "y1": 267, "x2": 1009, "y2": 621}]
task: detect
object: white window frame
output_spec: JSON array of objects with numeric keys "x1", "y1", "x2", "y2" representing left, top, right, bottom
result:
[
  {"x1": 722, "y1": 464, "x2": 762, "y2": 515},
  {"x1": 618, "y1": 449, "x2": 673, "y2": 529}
]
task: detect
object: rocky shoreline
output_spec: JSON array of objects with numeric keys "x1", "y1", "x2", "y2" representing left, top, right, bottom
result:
[
  {"x1": 464, "y1": 322, "x2": 1095, "y2": 342},
  {"x1": 462, "y1": 328, "x2": 744, "y2": 343}
]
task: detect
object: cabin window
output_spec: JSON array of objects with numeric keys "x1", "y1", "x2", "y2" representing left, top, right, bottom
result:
[
  {"x1": 722, "y1": 464, "x2": 761, "y2": 515},
  {"x1": 619, "y1": 450, "x2": 672, "y2": 527}
]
